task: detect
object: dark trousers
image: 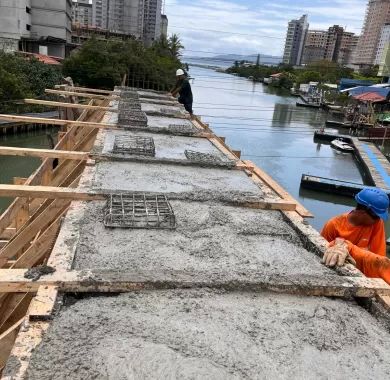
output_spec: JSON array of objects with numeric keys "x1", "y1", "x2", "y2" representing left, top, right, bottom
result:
[{"x1": 179, "y1": 98, "x2": 193, "y2": 114}]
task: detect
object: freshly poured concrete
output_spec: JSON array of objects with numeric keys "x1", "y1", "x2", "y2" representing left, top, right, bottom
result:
[
  {"x1": 146, "y1": 115, "x2": 194, "y2": 129},
  {"x1": 25, "y1": 290, "x2": 390, "y2": 380},
  {"x1": 73, "y1": 200, "x2": 331, "y2": 279},
  {"x1": 100, "y1": 129, "x2": 229, "y2": 161},
  {"x1": 141, "y1": 102, "x2": 184, "y2": 115},
  {"x1": 92, "y1": 161, "x2": 262, "y2": 197}
]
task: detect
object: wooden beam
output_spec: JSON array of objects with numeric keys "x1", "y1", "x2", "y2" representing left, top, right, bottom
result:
[
  {"x1": 0, "y1": 185, "x2": 105, "y2": 201},
  {"x1": 0, "y1": 114, "x2": 117, "y2": 130},
  {"x1": 0, "y1": 146, "x2": 89, "y2": 160},
  {"x1": 54, "y1": 85, "x2": 113, "y2": 94},
  {"x1": 45, "y1": 89, "x2": 118, "y2": 100},
  {"x1": 238, "y1": 199, "x2": 296, "y2": 212},
  {"x1": 24, "y1": 99, "x2": 118, "y2": 112},
  {"x1": 248, "y1": 163, "x2": 314, "y2": 218},
  {"x1": 0, "y1": 269, "x2": 389, "y2": 297}
]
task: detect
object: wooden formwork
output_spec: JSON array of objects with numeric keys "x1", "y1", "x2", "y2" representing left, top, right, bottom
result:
[
  {"x1": 1, "y1": 86, "x2": 390, "y2": 379},
  {"x1": 0, "y1": 92, "x2": 110, "y2": 373}
]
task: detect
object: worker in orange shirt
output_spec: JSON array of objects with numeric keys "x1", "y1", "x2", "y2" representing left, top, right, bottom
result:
[{"x1": 321, "y1": 187, "x2": 390, "y2": 284}]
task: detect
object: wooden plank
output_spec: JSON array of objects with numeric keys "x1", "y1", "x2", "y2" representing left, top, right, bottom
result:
[
  {"x1": 0, "y1": 317, "x2": 24, "y2": 371},
  {"x1": 13, "y1": 177, "x2": 27, "y2": 186},
  {"x1": 0, "y1": 146, "x2": 89, "y2": 160},
  {"x1": 45, "y1": 89, "x2": 118, "y2": 100},
  {"x1": 54, "y1": 85, "x2": 113, "y2": 94},
  {"x1": 0, "y1": 199, "x2": 69, "y2": 267},
  {"x1": 27, "y1": 287, "x2": 59, "y2": 321},
  {"x1": 0, "y1": 114, "x2": 117, "y2": 130},
  {"x1": 0, "y1": 269, "x2": 389, "y2": 298},
  {"x1": 0, "y1": 185, "x2": 105, "y2": 201},
  {"x1": 24, "y1": 99, "x2": 118, "y2": 113},
  {"x1": 248, "y1": 163, "x2": 314, "y2": 218},
  {"x1": 237, "y1": 199, "x2": 296, "y2": 211},
  {"x1": 0, "y1": 228, "x2": 16, "y2": 240}
]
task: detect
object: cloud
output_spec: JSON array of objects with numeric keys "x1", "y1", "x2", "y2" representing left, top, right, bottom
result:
[{"x1": 164, "y1": 0, "x2": 367, "y2": 57}]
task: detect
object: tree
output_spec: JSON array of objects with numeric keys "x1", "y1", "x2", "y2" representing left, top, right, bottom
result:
[{"x1": 168, "y1": 34, "x2": 184, "y2": 59}]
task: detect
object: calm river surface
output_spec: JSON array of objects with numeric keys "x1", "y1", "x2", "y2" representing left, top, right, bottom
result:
[
  {"x1": 0, "y1": 66, "x2": 387, "y2": 234},
  {"x1": 189, "y1": 65, "x2": 370, "y2": 232}
]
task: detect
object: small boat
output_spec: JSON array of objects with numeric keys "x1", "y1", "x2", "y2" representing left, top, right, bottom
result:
[{"x1": 330, "y1": 138, "x2": 354, "y2": 152}]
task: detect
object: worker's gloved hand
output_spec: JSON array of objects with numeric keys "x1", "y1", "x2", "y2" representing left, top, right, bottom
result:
[{"x1": 322, "y1": 238, "x2": 357, "y2": 267}]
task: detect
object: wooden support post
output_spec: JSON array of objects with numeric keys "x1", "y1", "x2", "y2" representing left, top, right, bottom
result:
[
  {"x1": 24, "y1": 99, "x2": 119, "y2": 113},
  {"x1": 0, "y1": 114, "x2": 117, "y2": 130},
  {"x1": 0, "y1": 185, "x2": 105, "y2": 201},
  {"x1": 0, "y1": 147, "x2": 89, "y2": 160},
  {"x1": 54, "y1": 85, "x2": 113, "y2": 94},
  {"x1": 0, "y1": 269, "x2": 389, "y2": 298},
  {"x1": 45, "y1": 89, "x2": 118, "y2": 100}
]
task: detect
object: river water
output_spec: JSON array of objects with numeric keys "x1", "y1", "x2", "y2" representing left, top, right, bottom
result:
[
  {"x1": 189, "y1": 65, "x2": 366, "y2": 232},
  {"x1": 0, "y1": 66, "x2": 386, "y2": 234}
]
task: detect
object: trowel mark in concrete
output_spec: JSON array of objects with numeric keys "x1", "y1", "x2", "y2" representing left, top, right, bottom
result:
[
  {"x1": 25, "y1": 290, "x2": 390, "y2": 380},
  {"x1": 73, "y1": 200, "x2": 332, "y2": 280},
  {"x1": 92, "y1": 161, "x2": 263, "y2": 197}
]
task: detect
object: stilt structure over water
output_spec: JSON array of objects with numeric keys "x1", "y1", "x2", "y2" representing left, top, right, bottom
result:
[{"x1": 1, "y1": 86, "x2": 390, "y2": 379}]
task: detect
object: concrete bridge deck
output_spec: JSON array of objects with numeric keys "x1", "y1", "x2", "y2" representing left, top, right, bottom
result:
[{"x1": 4, "y1": 88, "x2": 390, "y2": 380}]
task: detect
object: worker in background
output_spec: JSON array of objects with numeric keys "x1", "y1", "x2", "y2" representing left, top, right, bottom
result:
[
  {"x1": 321, "y1": 187, "x2": 390, "y2": 284},
  {"x1": 169, "y1": 69, "x2": 194, "y2": 119}
]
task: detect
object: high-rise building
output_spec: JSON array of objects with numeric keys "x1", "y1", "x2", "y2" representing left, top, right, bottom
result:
[
  {"x1": 282, "y1": 15, "x2": 309, "y2": 66},
  {"x1": 160, "y1": 14, "x2": 168, "y2": 39},
  {"x1": 302, "y1": 30, "x2": 328, "y2": 64},
  {"x1": 72, "y1": 0, "x2": 93, "y2": 27},
  {"x1": 0, "y1": 0, "x2": 72, "y2": 57},
  {"x1": 143, "y1": 0, "x2": 162, "y2": 45},
  {"x1": 302, "y1": 26, "x2": 358, "y2": 65},
  {"x1": 375, "y1": 24, "x2": 390, "y2": 65},
  {"x1": 92, "y1": 0, "x2": 144, "y2": 39},
  {"x1": 354, "y1": 0, "x2": 390, "y2": 66}
]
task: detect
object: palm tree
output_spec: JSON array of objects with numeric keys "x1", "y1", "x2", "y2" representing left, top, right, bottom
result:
[{"x1": 168, "y1": 34, "x2": 184, "y2": 59}]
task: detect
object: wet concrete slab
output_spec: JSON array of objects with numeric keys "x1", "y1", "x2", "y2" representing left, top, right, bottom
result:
[
  {"x1": 92, "y1": 161, "x2": 261, "y2": 197},
  {"x1": 99, "y1": 129, "x2": 228, "y2": 161},
  {"x1": 73, "y1": 200, "x2": 331, "y2": 280},
  {"x1": 25, "y1": 289, "x2": 390, "y2": 380}
]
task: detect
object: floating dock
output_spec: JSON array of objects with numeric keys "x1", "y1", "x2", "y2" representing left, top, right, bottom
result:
[
  {"x1": 353, "y1": 139, "x2": 390, "y2": 191},
  {"x1": 1, "y1": 87, "x2": 390, "y2": 379}
]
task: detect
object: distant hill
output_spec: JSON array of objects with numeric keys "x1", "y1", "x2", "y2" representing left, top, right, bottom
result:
[{"x1": 213, "y1": 53, "x2": 282, "y2": 65}]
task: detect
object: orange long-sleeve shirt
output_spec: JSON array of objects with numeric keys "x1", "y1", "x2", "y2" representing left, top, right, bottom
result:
[
  {"x1": 321, "y1": 213, "x2": 386, "y2": 256},
  {"x1": 321, "y1": 213, "x2": 390, "y2": 284}
]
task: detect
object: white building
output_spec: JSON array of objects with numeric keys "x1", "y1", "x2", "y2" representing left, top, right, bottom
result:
[
  {"x1": 282, "y1": 15, "x2": 309, "y2": 66},
  {"x1": 143, "y1": 0, "x2": 162, "y2": 45},
  {"x1": 375, "y1": 24, "x2": 390, "y2": 65},
  {"x1": 92, "y1": 0, "x2": 144, "y2": 39},
  {"x1": 0, "y1": 0, "x2": 72, "y2": 57},
  {"x1": 161, "y1": 14, "x2": 168, "y2": 39},
  {"x1": 72, "y1": 0, "x2": 93, "y2": 27}
]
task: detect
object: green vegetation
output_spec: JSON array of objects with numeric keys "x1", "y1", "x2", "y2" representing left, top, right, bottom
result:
[
  {"x1": 0, "y1": 52, "x2": 62, "y2": 113},
  {"x1": 227, "y1": 60, "x2": 381, "y2": 90},
  {"x1": 63, "y1": 35, "x2": 183, "y2": 91},
  {"x1": 0, "y1": 34, "x2": 183, "y2": 113}
]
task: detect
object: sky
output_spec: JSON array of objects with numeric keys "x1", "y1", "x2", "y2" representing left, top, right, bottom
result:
[{"x1": 164, "y1": 0, "x2": 368, "y2": 58}]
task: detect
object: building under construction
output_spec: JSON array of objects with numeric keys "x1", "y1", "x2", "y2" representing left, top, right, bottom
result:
[{"x1": 0, "y1": 86, "x2": 390, "y2": 379}]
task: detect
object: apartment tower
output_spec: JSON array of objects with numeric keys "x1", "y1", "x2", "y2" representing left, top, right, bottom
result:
[
  {"x1": 282, "y1": 15, "x2": 309, "y2": 66},
  {"x1": 354, "y1": 0, "x2": 390, "y2": 66}
]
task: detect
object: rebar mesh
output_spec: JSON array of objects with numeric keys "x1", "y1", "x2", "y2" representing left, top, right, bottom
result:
[
  {"x1": 118, "y1": 111, "x2": 148, "y2": 127},
  {"x1": 121, "y1": 91, "x2": 139, "y2": 100},
  {"x1": 113, "y1": 135, "x2": 155, "y2": 156},
  {"x1": 118, "y1": 100, "x2": 142, "y2": 111},
  {"x1": 168, "y1": 124, "x2": 198, "y2": 135},
  {"x1": 185, "y1": 150, "x2": 222, "y2": 163},
  {"x1": 104, "y1": 193, "x2": 176, "y2": 229}
]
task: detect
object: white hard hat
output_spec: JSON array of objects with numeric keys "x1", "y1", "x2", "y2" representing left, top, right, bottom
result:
[{"x1": 176, "y1": 69, "x2": 185, "y2": 76}]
